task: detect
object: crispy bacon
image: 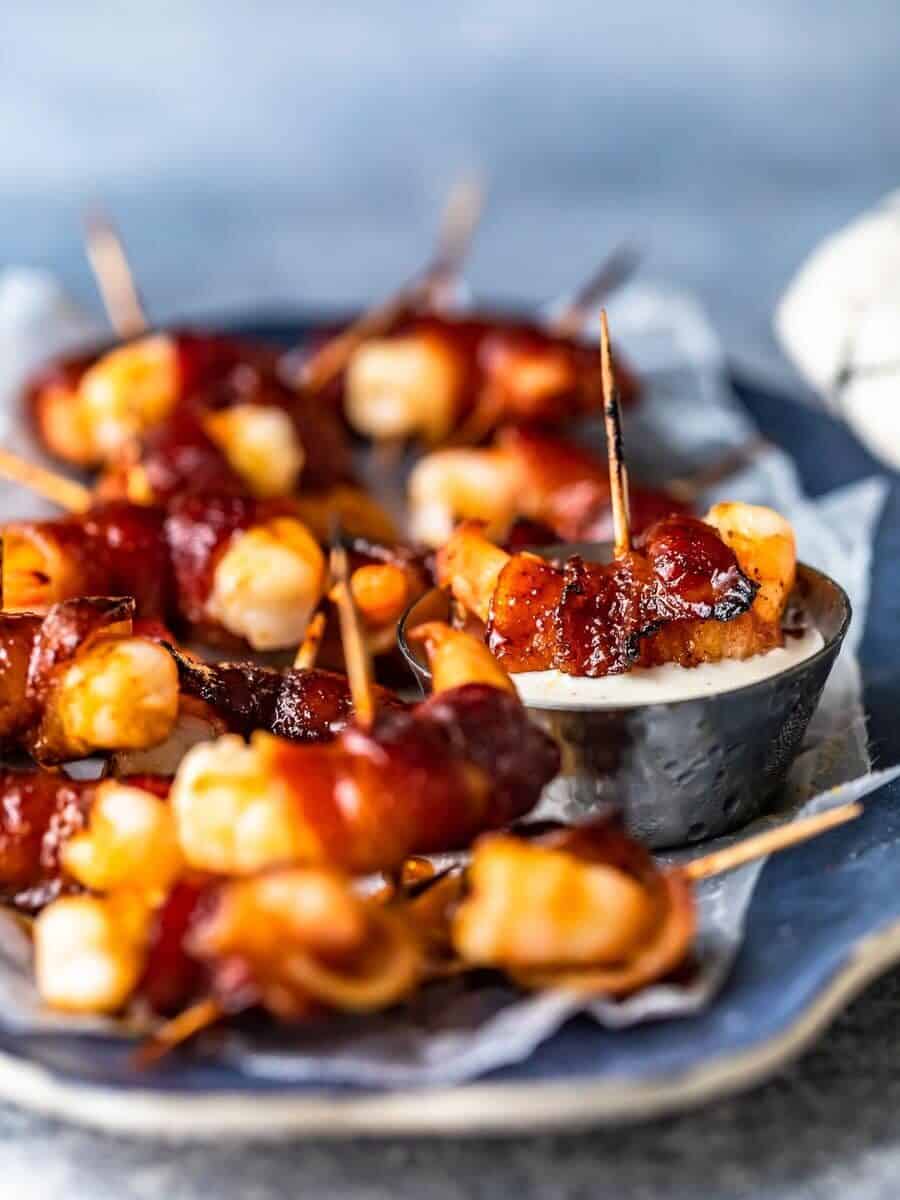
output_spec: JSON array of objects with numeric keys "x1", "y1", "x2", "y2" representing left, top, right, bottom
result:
[
  {"x1": 167, "y1": 645, "x2": 407, "y2": 742},
  {"x1": 438, "y1": 516, "x2": 758, "y2": 676}
]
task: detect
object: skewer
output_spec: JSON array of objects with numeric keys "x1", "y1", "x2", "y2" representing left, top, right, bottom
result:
[
  {"x1": 293, "y1": 611, "x2": 327, "y2": 670},
  {"x1": 133, "y1": 998, "x2": 223, "y2": 1068},
  {"x1": 83, "y1": 210, "x2": 149, "y2": 339},
  {"x1": 424, "y1": 172, "x2": 484, "y2": 307},
  {"x1": 300, "y1": 174, "x2": 483, "y2": 395},
  {"x1": 0, "y1": 448, "x2": 92, "y2": 513},
  {"x1": 599, "y1": 309, "x2": 632, "y2": 557},
  {"x1": 684, "y1": 801, "x2": 862, "y2": 881},
  {"x1": 552, "y1": 243, "x2": 640, "y2": 339},
  {"x1": 329, "y1": 539, "x2": 377, "y2": 729}
]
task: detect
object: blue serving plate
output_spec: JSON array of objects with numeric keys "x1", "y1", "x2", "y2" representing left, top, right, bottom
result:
[{"x1": 0, "y1": 315, "x2": 895, "y2": 1137}]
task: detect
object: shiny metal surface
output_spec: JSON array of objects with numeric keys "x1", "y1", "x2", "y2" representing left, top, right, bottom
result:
[{"x1": 399, "y1": 562, "x2": 850, "y2": 848}]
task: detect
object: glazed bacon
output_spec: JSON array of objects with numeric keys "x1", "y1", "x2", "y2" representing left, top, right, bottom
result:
[
  {"x1": 166, "y1": 645, "x2": 408, "y2": 743},
  {"x1": 437, "y1": 515, "x2": 759, "y2": 676},
  {"x1": 3, "y1": 501, "x2": 171, "y2": 617},
  {"x1": 188, "y1": 868, "x2": 424, "y2": 1022},
  {"x1": 637, "y1": 503, "x2": 796, "y2": 668},
  {"x1": 340, "y1": 312, "x2": 639, "y2": 444},
  {"x1": 409, "y1": 424, "x2": 687, "y2": 547}
]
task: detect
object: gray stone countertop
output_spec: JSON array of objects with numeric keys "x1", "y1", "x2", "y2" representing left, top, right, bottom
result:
[{"x1": 4, "y1": 972, "x2": 900, "y2": 1199}]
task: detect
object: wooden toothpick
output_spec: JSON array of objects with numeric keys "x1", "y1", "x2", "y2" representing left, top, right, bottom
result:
[
  {"x1": 300, "y1": 174, "x2": 483, "y2": 395},
  {"x1": 134, "y1": 998, "x2": 222, "y2": 1068},
  {"x1": 552, "y1": 243, "x2": 640, "y2": 339},
  {"x1": 684, "y1": 802, "x2": 862, "y2": 882},
  {"x1": 330, "y1": 540, "x2": 377, "y2": 728},
  {"x1": 0, "y1": 448, "x2": 92, "y2": 513},
  {"x1": 83, "y1": 209, "x2": 148, "y2": 339},
  {"x1": 424, "y1": 172, "x2": 484, "y2": 307},
  {"x1": 293, "y1": 611, "x2": 327, "y2": 671},
  {"x1": 599, "y1": 309, "x2": 631, "y2": 557}
]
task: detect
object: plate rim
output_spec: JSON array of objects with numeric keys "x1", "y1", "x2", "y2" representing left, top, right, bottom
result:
[{"x1": 0, "y1": 917, "x2": 898, "y2": 1139}]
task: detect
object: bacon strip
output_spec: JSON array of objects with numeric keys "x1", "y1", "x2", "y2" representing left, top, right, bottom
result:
[{"x1": 167, "y1": 645, "x2": 407, "y2": 743}]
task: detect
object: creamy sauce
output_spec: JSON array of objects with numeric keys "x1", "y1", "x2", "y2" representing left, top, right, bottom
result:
[{"x1": 512, "y1": 626, "x2": 824, "y2": 709}]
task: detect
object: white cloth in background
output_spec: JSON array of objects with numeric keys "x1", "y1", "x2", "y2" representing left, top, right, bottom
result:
[{"x1": 776, "y1": 192, "x2": 900, "y2": 470}]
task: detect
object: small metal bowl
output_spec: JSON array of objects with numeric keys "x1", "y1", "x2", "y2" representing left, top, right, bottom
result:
[{"x1": 398, "y1": 550, "x2": 851, "y2": 850}]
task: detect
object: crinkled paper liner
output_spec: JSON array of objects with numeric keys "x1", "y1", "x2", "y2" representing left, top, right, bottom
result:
[{"x1": 0, "y1": 272, "x2": 892, "y2": 1086}]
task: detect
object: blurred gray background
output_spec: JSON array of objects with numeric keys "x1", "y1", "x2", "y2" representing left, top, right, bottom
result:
[{"x1": 3, "y1": 0, "x2": 899, "y2": 382}]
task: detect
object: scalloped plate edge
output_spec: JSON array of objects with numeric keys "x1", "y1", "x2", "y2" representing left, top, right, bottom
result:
[{"x1": 0, "y1": 918, "x2": 899, "y2": 1140}]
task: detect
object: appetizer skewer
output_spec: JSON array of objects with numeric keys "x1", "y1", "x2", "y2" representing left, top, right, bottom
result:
[
  {"x1": 435, "y1": 313, "x2": 796, "y2": 678},
  {"x1": 409, "y1": 424, "x2": 690, "y2": 547},
  {"x1": 0, "y1": 597, "x2": 179, "y2": 764},
  {"x1": 0, "y1": 592, "x2": 409, "y2": 769},
  {"x1": 436, "y1": 509, "x2": 773, "y2": 676},
  {"x1": 2, "y1": 493, "x2": 326, "y2": 651},
  {"x1": 337, "y1": 311, "x2": 639, "y2": 447},
  {"x1": 27, "y1": 617, "x2": 559, "y2": 1017}
]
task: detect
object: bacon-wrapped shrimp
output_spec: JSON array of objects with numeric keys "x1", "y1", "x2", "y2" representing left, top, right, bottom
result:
[
  {"x1": 0, "y1": 770, "x2": 170, "y2": 912},
  {"x1": 0, "y1": 598, "x2": 179, "y2": 764},
  {"x1": 187, "y1": 869, "x2": 423, "y2": 1021},
  {"x1": 170, "y1": 623, "x2": 559, "y2": 877},
  {"x1": 94, "y1": 357, "x2": 354, "y2": 505},
  {"x1": 338, "y1": 313, "x2": 638, "y2": 445},
  {"x1": 35, "y1": 857, "x2": 423, "y2": 1020},
  {"x1": 2, "y1": 494, "x2": 326, "y2": 652},
  {"x1": 26, "y1": 332, "x2": 248, "y2": 468},
  {"x1": 452, "y1": 819, "x2": 694, "y2": 997},
  {"x1": 27, "y1": 333, "x2": 274, "y2": 465},
  {"x1": 409, "y1": 425, "x2": 687, "y2": 547},
  {"x1": 435, "y1": 504, "x2": 794, "y2": 677},
  {"x1": 0, "y1": 593, "x2": 395, "y2": 769}
]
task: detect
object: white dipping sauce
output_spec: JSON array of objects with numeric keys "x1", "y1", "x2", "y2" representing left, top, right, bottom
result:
[{"x1": 512, "y1": 626, "x2": 824, "y2": 710}]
